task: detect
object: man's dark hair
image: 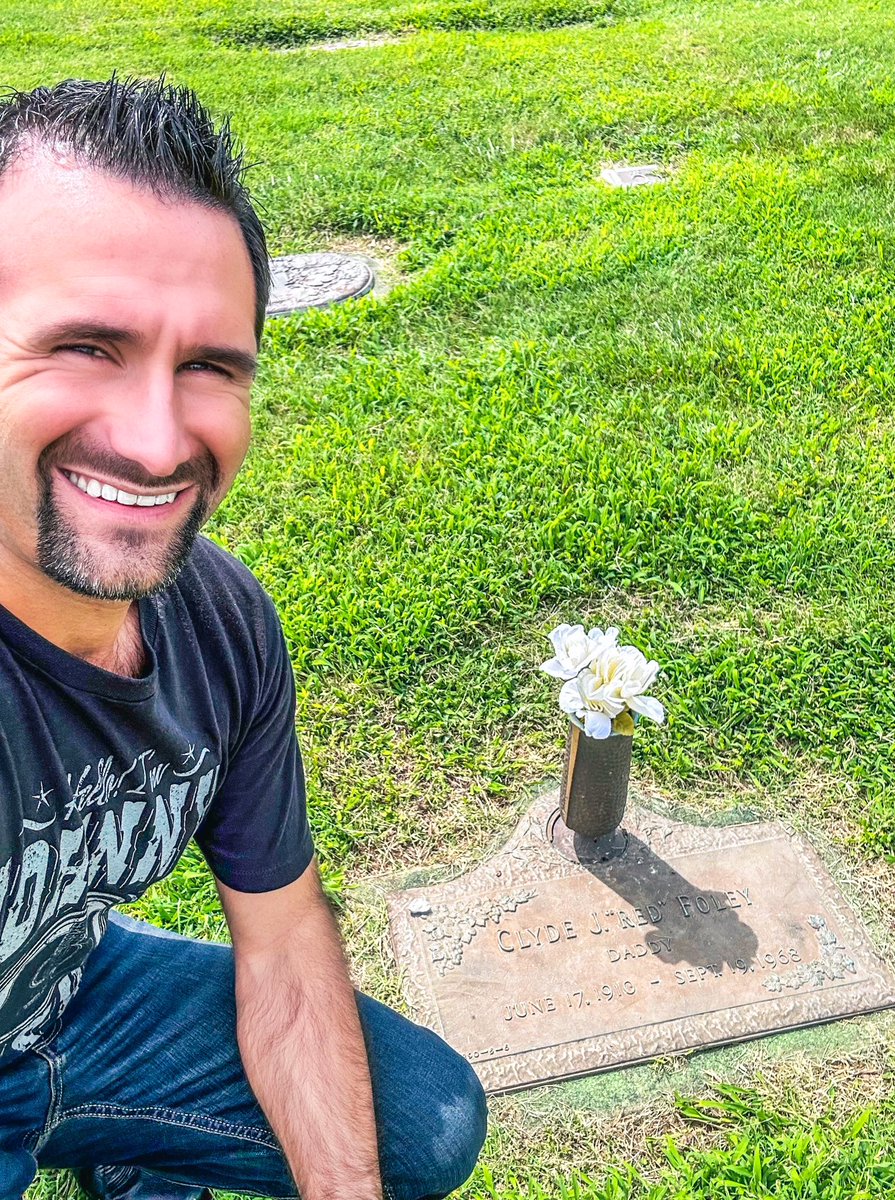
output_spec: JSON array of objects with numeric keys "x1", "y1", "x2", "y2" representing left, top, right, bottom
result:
[{"x1": 0, "y1": 75, "x2": 270, "y2": 340}]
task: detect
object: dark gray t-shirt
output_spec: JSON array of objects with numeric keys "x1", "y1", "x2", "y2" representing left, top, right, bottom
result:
[{"x1": 0, "y1": 537, "x2": 314, "y2": 1058}]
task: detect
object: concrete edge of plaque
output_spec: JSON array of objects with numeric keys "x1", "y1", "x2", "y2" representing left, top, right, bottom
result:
[
  {"x1": 346, "y1": 251, "x2": 401, "y2": 300},
  {"x1": 502, "y1": 1006, "x2": 895, "y2": 1118},
  {"x1": 387, "y1": 789, "x2": 895, "y2": 1095}
]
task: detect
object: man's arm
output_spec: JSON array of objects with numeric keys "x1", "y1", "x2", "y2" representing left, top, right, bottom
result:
[{"x1": 216, "y1": 861, "x2": 382, "y2": 1200}]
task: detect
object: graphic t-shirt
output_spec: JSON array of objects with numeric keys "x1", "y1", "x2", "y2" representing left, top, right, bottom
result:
[{"x1": 0, "y1": 537, "x2": 314, "y2": 1058}]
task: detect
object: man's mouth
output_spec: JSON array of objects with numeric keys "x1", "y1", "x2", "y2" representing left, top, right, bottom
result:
[{"x1": 60, "y1": 469, "x2": 188, "y2": 509}]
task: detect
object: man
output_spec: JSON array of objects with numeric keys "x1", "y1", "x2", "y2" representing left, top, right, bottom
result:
[{"x1": 0, "y1": 77, "x2": 486, "y2": 1200}]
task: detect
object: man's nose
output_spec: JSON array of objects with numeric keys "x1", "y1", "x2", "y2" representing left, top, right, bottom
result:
[{"x1": 102, "y1": 369, "x2": 193, "y2": 480}]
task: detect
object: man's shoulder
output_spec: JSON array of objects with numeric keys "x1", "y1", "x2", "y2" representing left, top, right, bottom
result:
[
  {"x1": 182, "y1": 535, "x2": 268, "y2": 593},
  {"x1": 161, "y1": 536, "x2": 280, "y2": 653}
]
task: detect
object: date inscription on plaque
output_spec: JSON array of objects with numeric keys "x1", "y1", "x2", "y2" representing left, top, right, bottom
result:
[{"x1": 388, "y1": 793, "x2": 895, "y2": 1094}]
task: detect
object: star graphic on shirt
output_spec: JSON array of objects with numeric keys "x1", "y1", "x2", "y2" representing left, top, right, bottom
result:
[
  {"x1": 32, "y1": 783, "x2": 53, "y2": 811},
  {"x1": 182, "y1": 744, "x2": 196, "y2": 765},
  {"x1": 23, "y1": 782, "x2": 57, "y2": 831}
]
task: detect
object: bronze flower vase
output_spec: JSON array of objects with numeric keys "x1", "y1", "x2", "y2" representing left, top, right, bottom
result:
[{"x1": 560, "y1": 716, "x2": 632, "y2": 838}]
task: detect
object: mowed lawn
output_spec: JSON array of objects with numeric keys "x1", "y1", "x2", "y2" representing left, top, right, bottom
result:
[{"x1": 6, "y1": 0, "x2": 895, "y2": 1194}]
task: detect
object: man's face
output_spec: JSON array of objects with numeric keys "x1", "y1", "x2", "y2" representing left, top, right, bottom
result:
[{"x1": 0, "y1": 148, "x2": 258, "y2": 602}]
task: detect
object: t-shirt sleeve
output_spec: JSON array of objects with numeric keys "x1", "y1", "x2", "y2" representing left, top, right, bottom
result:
[{"x1": 195, "y1": 595, "x2": 315, "y2": 892}]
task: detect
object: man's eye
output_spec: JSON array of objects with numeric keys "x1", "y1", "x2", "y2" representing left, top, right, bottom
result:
[
  {"x1": 58, "y1": 344, "x2": 105, "y2": 358},
  {"x1": 182, "y1": 361, "x2": 230, "y2": 377}
]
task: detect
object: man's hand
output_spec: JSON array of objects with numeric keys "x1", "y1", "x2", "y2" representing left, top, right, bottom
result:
[{"x1": 216, "y1": 862, "x2": 383, "y2": 1200}]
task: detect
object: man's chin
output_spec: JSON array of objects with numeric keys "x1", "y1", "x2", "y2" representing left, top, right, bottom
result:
[
  {"x1": 40, "y1": 552, "x2": 190, "y2": 602},
  {"x1": 37, "y1": 507, "x2": 208, "y2": 602},
  {"x1": 45, "y1": 563, "x2": 183, "y2": 603}
]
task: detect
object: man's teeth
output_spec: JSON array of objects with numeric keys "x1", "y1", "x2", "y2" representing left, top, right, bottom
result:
[{"x1": 65, "y1": 471, "x2": 177, "y2": 507}]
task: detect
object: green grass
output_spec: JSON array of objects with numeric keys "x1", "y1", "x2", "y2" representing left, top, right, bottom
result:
[
  {"x1": 6, "y1": 0, "x2": 895, "y2": 1193},
  {"x1": 471, "y1": 1086, "x2": 895, "y2": 1198},
  {"x1": 204, "y1": 0, "x2": 623, "y2": 45}
]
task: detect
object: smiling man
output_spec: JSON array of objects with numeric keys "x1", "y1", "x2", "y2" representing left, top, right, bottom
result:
[{"x1": 0, "y1": 78, "x2": 486, "y2": 1200}]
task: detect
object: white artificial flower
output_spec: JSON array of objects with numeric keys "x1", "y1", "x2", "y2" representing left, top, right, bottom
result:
[
  {"x1": 555, "y1": 634, "x2": 665, "y2": 738},
  {"x1": 540, "y1": 623, "x2": 619, "y2": 680},
  {"x1": 583, "y1": 711, "x2": 613, "y2": 739},
  {"x1": 614, "y1": 647, "x2": 664, "y2": 725},
  {"x1": 558, "y1": 668, "x2": 626, "y2": 739}
]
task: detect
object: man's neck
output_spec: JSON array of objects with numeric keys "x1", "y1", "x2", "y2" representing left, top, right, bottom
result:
[{"x1": 0, "y1": 547, "x2": 147, "y2": 677}]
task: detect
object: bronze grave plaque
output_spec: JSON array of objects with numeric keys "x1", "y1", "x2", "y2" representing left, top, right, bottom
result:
[
  {"x1": 388, "y1": 792, "x2": 895, "y2": 1094},
  {"x1": 266, "y1": 252, "x2": 374, "y2": 315}
]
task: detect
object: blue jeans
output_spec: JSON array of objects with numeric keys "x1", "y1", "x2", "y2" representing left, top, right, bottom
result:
[{"x1": 0, "y1": 912, "x2": 487, "y2": 1200}]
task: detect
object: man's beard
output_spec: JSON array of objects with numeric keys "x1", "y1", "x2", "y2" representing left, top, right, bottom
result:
[{"x1": 35, "y1": 436, "x2": 221, "y2": 602}]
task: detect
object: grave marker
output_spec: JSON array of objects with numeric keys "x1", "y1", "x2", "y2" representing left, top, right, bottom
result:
[
  {"x1": 600, "y1": 164, "x2": 668, "y2": 188},
  {"x1": 266, "y1": 252, "x2": 375, "y2": 316},
  {"x1": 389, "y1": 792, "x2": 895, "y2": 1093}
]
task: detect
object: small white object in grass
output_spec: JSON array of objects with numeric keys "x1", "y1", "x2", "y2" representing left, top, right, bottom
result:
[
  {"x1": 600, "y1": 164, "x2": 668, "y2": 189},
  {"x1": 409, "y1": 898, "x2": 432, "y2": 916},
  {"x1": 311, "y1": 34, "x2": 405, "y2": 51}
]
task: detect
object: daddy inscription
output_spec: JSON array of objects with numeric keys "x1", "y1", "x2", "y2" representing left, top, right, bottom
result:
[{"x1": 388, "y1": 797, "x2": 895, "y2": 1093}]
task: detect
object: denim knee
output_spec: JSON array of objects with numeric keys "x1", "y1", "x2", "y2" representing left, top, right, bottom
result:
[
  {"x1": 359, "y1": 994, "x2": 488, "y2": 1199},
  {"x1": 440, "y1": 1058, "x2": 488, "y2": 1193},
  {"x1": 411, "y1": 1051, "x2": 488, "y2": 1199}
]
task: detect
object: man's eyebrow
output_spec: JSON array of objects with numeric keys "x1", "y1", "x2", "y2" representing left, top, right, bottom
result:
[
  {"x1": 35, "y1": 320, "x2": 146, "y2": 348},
  {"x1": 34, "y1": 322, "x2": 258, "y2": 379}
]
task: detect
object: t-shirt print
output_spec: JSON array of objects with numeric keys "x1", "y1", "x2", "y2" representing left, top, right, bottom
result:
[{"x1": 0, "y1": 744, "x2": 221, "y2": 1053}]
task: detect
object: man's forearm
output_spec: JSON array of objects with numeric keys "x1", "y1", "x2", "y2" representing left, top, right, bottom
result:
[{"x1": 233, "y1": 892, "x2": 383, "y2": 1200}]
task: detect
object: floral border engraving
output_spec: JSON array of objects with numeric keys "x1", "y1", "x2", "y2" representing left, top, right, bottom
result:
[
  {"x1": 764, "y1": 915, "x2": 858, "y2": 994},
  {"x1": 417, "y1": 890, "x2": 537, "y2": 977}
]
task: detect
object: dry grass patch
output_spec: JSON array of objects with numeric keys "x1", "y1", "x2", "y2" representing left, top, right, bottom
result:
[
  {"x1": 267, "y1": 33, "x2": 407, "y2": 51},
  {"x1": 320, "y1": 234, "x2": 408, "y2": 298},
  {"x1": 307, "y1": 33, "x2": 408, "y2": 49}
]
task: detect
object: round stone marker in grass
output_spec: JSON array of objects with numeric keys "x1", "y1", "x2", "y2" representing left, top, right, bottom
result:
[
  {"x1": 266, "y1": 252, "x2": 375, "y2": 316},
  {"x1": 600, "y1": 164, "x2": 668, "y2": 189}
]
